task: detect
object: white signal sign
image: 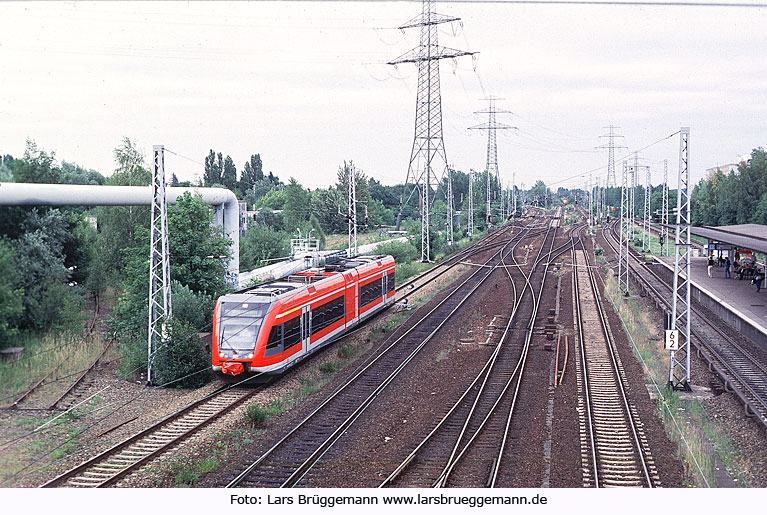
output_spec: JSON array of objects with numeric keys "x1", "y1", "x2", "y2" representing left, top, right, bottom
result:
[{"x1": 665, "y1": 329, "x2": 679, "y2": 351}]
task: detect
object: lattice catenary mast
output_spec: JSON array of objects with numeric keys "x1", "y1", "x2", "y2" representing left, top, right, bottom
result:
[
  {"x1": 389, "y1": 0, "x2": 475, "y2": 261},
  {"x1": 618, "y1": 160, "x2": 630, "y2": 294},
  {"x1": 147, "y1": 145, "x2": 172, "y2": 386},
  {"x1": 348, "y1": 163, "x2": 358, "y2": 257},
  {"x1": 468, "y1": 169, "x2": 474, "y2": 236},
  {"x1": 669, "y1": 127, "x2": 692, "y2": 390},
  {"x1": 643, "y1": 165, "x2": 651, "y2": 252},
  {"x1": 662, "y1": 159, "x2": 670, "y2": 256}
]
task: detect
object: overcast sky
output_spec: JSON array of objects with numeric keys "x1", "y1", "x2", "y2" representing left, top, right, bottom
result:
[{"x1": 1, "y1": 0, "x2": 765, "y2": 191}]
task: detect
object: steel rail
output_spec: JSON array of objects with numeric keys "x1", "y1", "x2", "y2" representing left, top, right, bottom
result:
[
  {"x1": 379, "y1": 224, "x2": 534, "y2": 487},
  {"x1": 226, "y1": 219, "x2": 540, "y2": 488},
  {"x1": 573, "y1": 229, "x2": 655, "y2": 487},
  {"x1": 436, "y1": 214, "x2": 570, "y2": 487},
  {"x1": 41, "y1": 383, "x2": 261, "y2": 488}
]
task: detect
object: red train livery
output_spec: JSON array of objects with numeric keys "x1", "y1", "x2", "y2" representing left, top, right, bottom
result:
[{"x1": 212, "y1": 255, "x2": 396, "y2": 378}]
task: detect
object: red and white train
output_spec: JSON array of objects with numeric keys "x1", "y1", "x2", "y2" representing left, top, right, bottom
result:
[{"x1": 212, "y1": 255, "x2": 396, "y2": 378}]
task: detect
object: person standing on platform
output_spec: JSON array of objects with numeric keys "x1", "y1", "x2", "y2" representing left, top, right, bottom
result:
[
  {"x1": 707, "y1": 255, "x2": 715, "y2": 278},
  {"x1": 724, "y1": 256, "x2": 731, "y2": 278},
  {"x1": 755, "y1": 272, "x2": 764, "y2": 293}
]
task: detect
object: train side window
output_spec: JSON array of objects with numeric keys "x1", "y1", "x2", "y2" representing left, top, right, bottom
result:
[
  {"x1": 360, "y1": 279, "x2": 383, "y2": 308},
  {"x1": 283, "y1": 316, "x2": 301, "y2": 350},
  {"x1": 265, "y1": 325, "x2": 283, "y2": 357},
  {"x1": 311, "y1": 296, "x2": 345, "y2": 335},
  {"x1": 387, "y1": 271, "x2": 395, "y2": 293}
]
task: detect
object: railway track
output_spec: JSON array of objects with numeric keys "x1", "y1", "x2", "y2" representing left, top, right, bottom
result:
[
  {"x1": 379, "y1": 216, "x2": 579, "y2": 488},
  {"x1": 225, "y1": 218, "x2": 541, "y2": 488},
  {"x1": 38, "y1": 219, "x2": 524, "y2": 488},
  {"x1": 3, "y1": 299, "x2": 108, "y2": 411},
  {"x1": 571, "y1": 230, "x2": 658, "y2": 488},
  {"x1": 379, "y1": 223, "x2": 546, "y2": 487},
  {"x1": 42, "y1": 385, "x2": 260, "y2": 487},
  {"x1": 603, "y1": 222, "x2": 767, "y2": 431}
]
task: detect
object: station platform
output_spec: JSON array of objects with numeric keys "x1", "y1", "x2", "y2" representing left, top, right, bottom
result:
[{"x1": 653, "y1": 256, "x2": 767, "y2": 350}]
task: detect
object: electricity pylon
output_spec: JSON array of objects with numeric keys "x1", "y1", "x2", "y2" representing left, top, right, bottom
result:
[
  {"x1": 598, "y1": 125, "x2": 627, "y2": 189},
  {"x1": 469, "y1": 96, "x2": 516, "y2": 226},
  {"x1": 389, "y1": 0, "x2": 476, "y2": 261}
]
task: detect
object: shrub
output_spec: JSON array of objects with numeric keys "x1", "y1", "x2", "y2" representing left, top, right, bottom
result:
[
  {"x1": 152, "y1": 319, "x2": 211, "y2": 388},
  {"x1": 174, "y1": 467, "x2": 198, "y2": 487},
  {"x1": 374, "y1": 240, "x2": 418, "y2": 264},
  {"x1": 244, "y1": 404, "x2": 267, "y2": 426},
  {"x1": 171, "y1": 281, "x2": 214, "y2": 331}
]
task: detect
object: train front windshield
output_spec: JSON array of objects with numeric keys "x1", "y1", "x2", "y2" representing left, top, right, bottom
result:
[{"x1": 219, "y1": 301, "x2": 269, "y2": 355}]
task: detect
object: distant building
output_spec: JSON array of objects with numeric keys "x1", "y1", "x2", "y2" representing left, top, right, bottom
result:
[
  {"x1": 705, "y1": 163, "x2": 739, "y2": 178},
  {"x1": 705, "y1": 154, "x2": 752, "y2": 178}
]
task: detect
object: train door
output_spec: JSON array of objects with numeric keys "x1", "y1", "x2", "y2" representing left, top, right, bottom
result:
[
  {"x1": 382, "y1": 272, "x2": 388, "y2": 303},
  {"x1": 301, "y1": 305, "x2": 311, "y2": 353}
]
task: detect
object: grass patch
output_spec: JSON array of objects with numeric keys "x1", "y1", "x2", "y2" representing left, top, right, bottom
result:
[
  {"x1": 337, "y1": 345, "x2": 355, "y2": 359},
  {"x1": 395, "y1": 261, "x2": 432, "y2": 286},
  {"x1": 319, "y1": 361, "x2": 341, "y2": 374},
  {"x1": 325, "y1": 231, "x2": 388, "y2": 250},
  {"x1": 436, "y1": 346, "x2": 453, "y2": 362},
  {"x1": 0, "y1": 331, "x2": 107, "y2": 402},
  {"x1": 194, "y1": 457, "x2": 220, "y2": 475}
]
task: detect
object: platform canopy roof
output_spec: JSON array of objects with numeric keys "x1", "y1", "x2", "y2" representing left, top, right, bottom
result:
[{"x1": 690, "y1": 224, "x2": 767, "y2": 255}]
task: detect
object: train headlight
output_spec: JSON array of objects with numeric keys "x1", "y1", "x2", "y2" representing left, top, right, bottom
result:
[
  {"x1": 219, "y1": 352, "x2": 225, "y2": 359},
  {"x1": 246, "y1": 353, "x2": 253, "y2": 359}
]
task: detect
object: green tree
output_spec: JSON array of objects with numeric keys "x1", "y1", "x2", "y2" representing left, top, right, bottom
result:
[
  {"x1": 310, "y1": 188, "x2": 345, "y2": 234},
  {"x1": 253, "y1": 188, "x2": 286, "y2": 210},
  {"x1": 113, "y1": 194, "x2": 230, "y2": 381},
  {"x1": 240, "y1": 154, "x2": 264, "y2": 193},
  {"x1": 113, "y1": 137, "x2": 147, "y2": 184},
  {"x1": 168, "y1": 193, "x2": 230, "y2": 297},
  {"x1": 0, "y1": 239, "x2": 23, "y2": 346},
  {"x1": 14, "y1": 140, "x2": 59, "y2": 183},
  {"x1": 91, "y1": 138, "x2": 151, "y2": 280},
  {"x1": 204, "y1": 149, "x2": 222, "y2": 186},
  {"x1": 0, "y1": 155, "x2": 14, "y2": 182},
  {"x1": 222, "y1": 155, "x2": 237, "y2": 191},
  {"x1": 283, "y1": 178, "x2": 309, "y2": 233},
  {"x1": 308, "y1": 214, "x2": 326, "y2": 249},
  {"x1": 240, "y1": 225, "x2": 290, "y2": 270},
  {"x1": 13, "y1": 210, "x2": 84, "y2": 332},
  {"x1": 59, "y1": 161, "x2": 105, "y2": 185}
]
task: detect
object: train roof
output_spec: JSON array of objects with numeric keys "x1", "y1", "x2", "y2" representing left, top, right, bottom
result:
[{"x1": 232, "y1": 255, "x2": 392, "y2": 299}]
